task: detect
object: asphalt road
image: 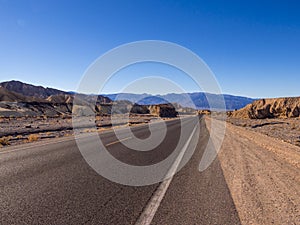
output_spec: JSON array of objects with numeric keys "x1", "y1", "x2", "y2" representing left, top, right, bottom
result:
[{"x1": 0, "y1": 116, "x2": 241, "y2": 225}]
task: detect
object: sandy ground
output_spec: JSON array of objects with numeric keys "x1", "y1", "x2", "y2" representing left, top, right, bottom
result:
[
  {"x1": 227, "y1": 117, "x2": 300, "y2": 147},
  {"x1": 207, "y1": 118, "x2": 300, "y2": 224}
]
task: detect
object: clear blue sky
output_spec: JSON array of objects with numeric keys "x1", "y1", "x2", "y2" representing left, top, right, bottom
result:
[{"x1": 0, "y1": 0, "x2": 299, "y2": 98}]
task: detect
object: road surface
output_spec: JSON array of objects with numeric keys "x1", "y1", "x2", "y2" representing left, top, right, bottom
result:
[{"x1": 0, "y1": 116, "x2": 241, "y2": 224}]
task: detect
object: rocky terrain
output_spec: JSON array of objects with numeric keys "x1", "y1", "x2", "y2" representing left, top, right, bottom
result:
[
  {"x1": 0, "y1": 80, "x2": 68, "y2": 99},
  {"x1": 0, "y1": 114, "x2": 167, "y2": 147},
  {"x1": 0, "y1": 80, "x2": 183, "y2": 148},
  {"x1": 227, "y1": 117, "x2": 300, "y2": 147},
  {"x1": 0, "y1": 81, "x2": 181, "y2": 118},
  {"x1": 229, "y1": 97, "x2": 300, "y2": 119},
  {"x1": 226, "y1": 97, "x2": 300, "y2": 147},
  {"x1": 0, "y1": 81, "x2": 112, "y2": 117}
]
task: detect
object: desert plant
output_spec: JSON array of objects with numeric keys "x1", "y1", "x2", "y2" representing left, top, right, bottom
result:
[
  {"x1": 290, "y1": 123, "x2": 297, "y2": 130},
  {"x1": 28, "y1": 134, "x2": 39, "y2": 142},
  {"x1": 64, "y1": 133, "x2": 72, "y2": 137},
  {"x1": 0, "y1": 136, "x2": 11, "y2": 146},
  {"x1": 83, "y1": 128, "x2": 97, "y2": 133}
]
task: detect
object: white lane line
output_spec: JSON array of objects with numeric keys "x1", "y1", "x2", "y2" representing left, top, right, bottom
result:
[
  {"x1": 105, "y1": 137, "x2": 132, "y2": 147},
  {"x1": 135, "y1": 123, "x2": 199, "y2": 225}
]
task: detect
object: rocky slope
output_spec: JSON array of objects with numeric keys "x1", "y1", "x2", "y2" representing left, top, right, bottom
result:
[
  {"x1": 0, "y1": 80, "x2": 66, "y2": 99},
  {"x1": 0, "y1": 81, "x2": 113, "y2": 117},
  {"x1": 0, "y1": 81, "x2": 180, "y2": 118},
  {"x1": 230, "y1": 97, "x2": 300, "y2": 119},
  {"x1": 0, "y1": 87, "x2": 36, "y2": 102}
]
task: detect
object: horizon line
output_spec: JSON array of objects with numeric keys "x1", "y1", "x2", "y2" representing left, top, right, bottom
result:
[{"x1": 1, "y1": 79, "x2": 299, "y2": 99}]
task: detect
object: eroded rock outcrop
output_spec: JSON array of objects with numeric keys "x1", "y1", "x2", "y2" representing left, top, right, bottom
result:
[
  {"x1": 148, "y1": 104, "x2": 178, "y2": 118},
  {"x1": 230, "y1": 97, "x2": 300, "y2": 119}
]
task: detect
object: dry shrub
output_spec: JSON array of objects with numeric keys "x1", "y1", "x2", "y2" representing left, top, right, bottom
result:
[
  {"x1": 0, "y1": 136, "x2": 11, "y2": 146},
  {"x1": 28, "y1": 134, "x2": 39, "y2": 142},
  {"x1": 9, "y1": 115, "x2": 15, "y2": 120},
  {"x1": 83, "y1": 128, "x2": 97, "y2": 133}
]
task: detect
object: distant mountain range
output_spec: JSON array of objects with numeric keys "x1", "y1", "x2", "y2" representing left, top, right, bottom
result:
[
  {"x1": 0, "y1": 80, "x2": 254, "y2": 111},
  {"x1": 104, "y1": 93, "x2": 254, "y2": 110}
]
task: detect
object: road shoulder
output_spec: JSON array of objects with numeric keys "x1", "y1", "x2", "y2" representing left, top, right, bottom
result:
[{"x1": 206, "y1": 118, "x2": 300, "y2": 224}]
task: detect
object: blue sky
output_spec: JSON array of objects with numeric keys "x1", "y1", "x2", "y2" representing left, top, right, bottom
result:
[{"x1": 0, "y1": 0, "x2": 299, "y2": 98}]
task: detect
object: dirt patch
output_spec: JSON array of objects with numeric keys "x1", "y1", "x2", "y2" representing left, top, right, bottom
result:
[
  {"x1": 227, "y1": 117, "x2": 300, "y2": 147},
  {"x1": 206, "y1": 118, "x2": 300, "y2": 224}
]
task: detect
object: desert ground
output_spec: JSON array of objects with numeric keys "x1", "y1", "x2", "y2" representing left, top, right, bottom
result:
[
  {"x1": 1, "y1": 113, "x2": 300, "y2": 150},
  {"x1": 227, "y1": 117, "x2": 300, "y2": 147},
  {"x1": 0, "y1": 114, "x2": 171, "y2": 147},
  {"x1": 206, "y1": 117, "x2": 300, "y2": 224}
]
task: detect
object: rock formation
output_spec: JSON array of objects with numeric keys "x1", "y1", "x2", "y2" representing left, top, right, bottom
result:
[
  {"x1": 148, "y1": 104, "x2": 178, "y2": 118},
  {"x1": 230, "y1": 97, "x2": 300, "y2": 119}
]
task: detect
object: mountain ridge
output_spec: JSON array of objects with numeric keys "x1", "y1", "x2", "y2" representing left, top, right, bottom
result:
[
  {"x1": 103, "y1": 92, "x2": 254, "y2": 110},
  {"x1": 0, "y1": 80, "x2": 254, "y2": 110}
]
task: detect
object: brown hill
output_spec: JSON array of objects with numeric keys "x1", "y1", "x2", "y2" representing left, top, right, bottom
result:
[
  {"x1": 0, "y1": 86, "x2": 29, "y2": 102},
  {"x1": 0, "y1": 80, "x2": 112, "y2": 104},
  {"x1": 230, "y1": 97, "x2": 300, "y2": 119},
  {"x1": 0, "y1": 87, "x2": 45, "y2": 102},
  {"x1": 0, "y1": 80, "x2": 65, "y2": 99}
]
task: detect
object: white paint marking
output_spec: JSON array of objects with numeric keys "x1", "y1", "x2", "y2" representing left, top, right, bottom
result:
[
  {"x1": 135, "y1": 123, "x2": 199, "y2": 225},
  {"x1": 105, "y1": 137, "x2": 132, "y2": 147}
]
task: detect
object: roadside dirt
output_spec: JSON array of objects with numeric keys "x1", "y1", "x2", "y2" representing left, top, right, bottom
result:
[
  {"x1": 0, "y1": 115, "x2": 178, "y2": 148},
  {"x1": 227, "y1": 117, "x2": 300, "y2": 147},
  {"x1": 206, "y1": 118, "x2": 300, "y2": 224}
]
